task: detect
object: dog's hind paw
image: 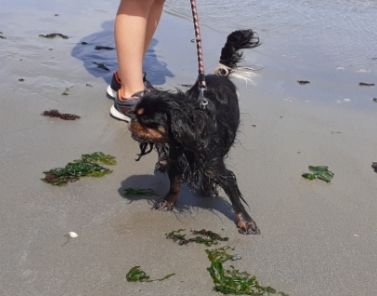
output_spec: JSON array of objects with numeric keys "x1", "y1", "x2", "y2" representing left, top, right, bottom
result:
[
  {"x1": 235, "y1": 213, "x2": 261, "y2": 235},
  {"x1": 153, "y1": 198, "x2": 175, "y2": 211}
]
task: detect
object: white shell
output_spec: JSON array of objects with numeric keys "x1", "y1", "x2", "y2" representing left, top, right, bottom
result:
[{"x1": 68, "y1": 231, "x2": 78, "y2": 238}]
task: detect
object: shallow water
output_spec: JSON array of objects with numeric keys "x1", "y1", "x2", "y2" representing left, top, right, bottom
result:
[
  {"x1": 165, "y1": 0, "x2": 377, "y2": 109},
  {"x1": 1, "y1": 0, "x2": 376, "y2": 109},
  {"x1": 166, "y1": 0, "x2": 377, "y2": 64}
]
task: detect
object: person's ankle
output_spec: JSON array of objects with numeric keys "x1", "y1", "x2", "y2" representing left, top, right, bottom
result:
[{"x1": 119, "y1": 87, "x2": 145, "y2": 100}]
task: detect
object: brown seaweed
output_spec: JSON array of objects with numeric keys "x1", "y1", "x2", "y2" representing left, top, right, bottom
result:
[
  {"x1": 166, "y1": 229, "x2": 228, "y2": 246},
  {"x1": 42, "y1": 109, "x2": 80, "y2": 120},
  {"x1": 359, "y1": 82, "x2": 375, "y2": 87},
  {"x1": 95, "y1": 45, "x2": 115, "y2": 50},
  {"x1": 93, "y1": 62, "x2": 110, "y2": 71},
  {"x1": 39, "y1": 33, "x2": 69, "y2": 39},
  {"x1": 372, "y1": 162, "x2": 377, "y2": 173}
]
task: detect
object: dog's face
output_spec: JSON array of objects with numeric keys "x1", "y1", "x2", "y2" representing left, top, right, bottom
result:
[
  {"x1": 129, "y1": 89, "x2": 223, "y2": 152},
  {"x1": 129, "y1": 94, "x2": 169, "y2": 144}
]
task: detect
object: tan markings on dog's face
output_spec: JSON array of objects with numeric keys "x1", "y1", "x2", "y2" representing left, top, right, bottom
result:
[
  {"x1": 136, "y1": 107, "x2": 144, "y2": 116},
  {"x1": 129, "y1": 121, "x2": 166, "y2": 143}
]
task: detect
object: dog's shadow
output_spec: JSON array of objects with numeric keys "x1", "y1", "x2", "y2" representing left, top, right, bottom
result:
[
  {"x1": 118, "y1": 173, "x2": 235, "y2": 222},
  {"x1": 71, "y1": 20, "x2": 174, "y2": 86}
]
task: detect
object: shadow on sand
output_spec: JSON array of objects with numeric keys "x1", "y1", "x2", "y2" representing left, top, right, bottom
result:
[
  {"x1": 71, "y1": 20, "x2": 174, "y2": 86},
  {"x1": 118, "y1": 173, "x2": 235, "y2": 223},
  {"x1": 71, "y1": 20, "x2": 234, "y2": 224}
]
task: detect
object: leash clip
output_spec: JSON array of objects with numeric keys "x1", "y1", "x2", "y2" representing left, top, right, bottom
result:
[{"x1": 198, "y1": 87, "x2": 208, "y2": 109}]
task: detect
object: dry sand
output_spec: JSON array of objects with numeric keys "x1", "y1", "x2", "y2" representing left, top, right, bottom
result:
[{"x1": 1, "y1": 1, "x2": 377, "y2": 296}]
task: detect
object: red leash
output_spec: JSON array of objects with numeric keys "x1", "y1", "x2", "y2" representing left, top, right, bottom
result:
[{"x1": 189, "y1": 0, "x2": 208, "y2": 108}]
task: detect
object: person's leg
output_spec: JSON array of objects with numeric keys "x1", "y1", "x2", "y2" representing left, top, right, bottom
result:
[
  {"x1": 111, "y1": 0, "x2": 164, "y2": 99},
  {"x1": 114, "y1": 0, "x2": 154, "y2": 99},
  {"x1": 144, "y1": 0, "x2": 165, "y2": 54}
]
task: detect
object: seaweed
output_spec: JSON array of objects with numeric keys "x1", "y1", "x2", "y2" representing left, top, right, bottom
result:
[
  {"x1": 372, "y1": 162, "x2": 377, "y2": 173},
  {"x1": 93, "y1": 62, "x2": 110, "y2": 71},
  {"x1": 0, "y1": 32, "x2": 6, "y2": 39},
  {"x1": 372, "y1": 98, "x2": 377, "y2": 103},
  {"x1": 42, "y1": 152, "x2": 116, "y2": 185},
  {"x1": 297, "y1": 80, "x2": 310, "y2": 85},
  {"x1": 206, "y1": 248, "x2": 288, "y2": 296},
  {"x1": 95, "y1": 45, "x2": 115, "y2": 50},
  {"x1": 302, "y1": 165, "x2": 334, "y2": 183},
  {"x1": 81, "y1": 152, "x2": 117, "y2": 165},
  {"x1": 42, "y1": 109, "x2": 80, "y2": 120},
  {"x1": 359, "y1": 82, "x2": 375, "y2": 87},
  {"x1": 126, "y1": 266, "x2": 175, "y2": 282},
  {"x1": 39, "y1": 33, "x2": 69, "y2": 39},
  {"x1": 123, "y1": 187, "x2": 157, "y2": 196},
  {"x1": 166, "y1": 229, "x2": 228, "y2": 246},
  {"x1": 206, "y1": 247, "x2": 239, "y2": 263}
]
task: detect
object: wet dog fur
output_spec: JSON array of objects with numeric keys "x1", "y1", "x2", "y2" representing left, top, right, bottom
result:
[{"x1": 128, "y1": 29, "x2": 261, "y2": 234}]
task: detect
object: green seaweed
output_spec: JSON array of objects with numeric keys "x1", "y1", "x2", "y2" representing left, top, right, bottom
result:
[
  {"x1": 206, "y1": 247, "x2": 237, "y2": 263},
  {"x1": 302, "y1": 165, "x2": 334, "y2": 183},
  {"x1": 166, "y1": 229, "x2": 228, "y2": 246},
  {"x1": 81, "y1": 152, "x2": 117, "y2": 165},
  {"x1": 42, "y1": 152, "x2": 116, "y2": 186},
  {"x1": 126, "y1": 266, "x2": 175, "y2": 283},
  {"x1": 206, "y1": 248, "x2": 288, "y2": 296},
  {"x1": 123, "y1": 187, "x2": 157, "y2": 196}
]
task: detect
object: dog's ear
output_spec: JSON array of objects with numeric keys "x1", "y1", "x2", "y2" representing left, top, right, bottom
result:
[{"x1": 166, "y1": 100, "x2": 212, "y2": 151}]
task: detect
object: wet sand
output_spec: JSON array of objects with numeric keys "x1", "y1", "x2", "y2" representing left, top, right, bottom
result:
[{"x1": 1, "y1": 1, "x2": 377, "y2": 296}]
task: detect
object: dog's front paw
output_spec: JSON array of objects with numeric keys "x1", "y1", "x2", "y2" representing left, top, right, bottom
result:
[
  {"x1": 235, "y1": 213, "x2": 261, "y2": 235},
  {"x1": 153, "y1": 198, "x2": 175, "y2": 211}
]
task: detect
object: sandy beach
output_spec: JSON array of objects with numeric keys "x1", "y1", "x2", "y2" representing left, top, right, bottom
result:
[{"x1": 1, "y1": 1, "x2": 377, "y2": 295}]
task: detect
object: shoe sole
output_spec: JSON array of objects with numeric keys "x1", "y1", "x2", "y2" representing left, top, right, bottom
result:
[
  {"x1": 106, "y1": 85, "x2": 117, "y2": 99},
  {"x1": 110, "y1": 104, "x2": 131, "y2": 122}
]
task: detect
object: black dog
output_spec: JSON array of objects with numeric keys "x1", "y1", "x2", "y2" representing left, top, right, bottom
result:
[{"x1": 129, "y1": 29, "x2": 260, "y2": 234}]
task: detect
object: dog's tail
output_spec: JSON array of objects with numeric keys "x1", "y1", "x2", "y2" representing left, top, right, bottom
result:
[{"x1": 214, "y1": 29, "x2": 260, "y2": 80}]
